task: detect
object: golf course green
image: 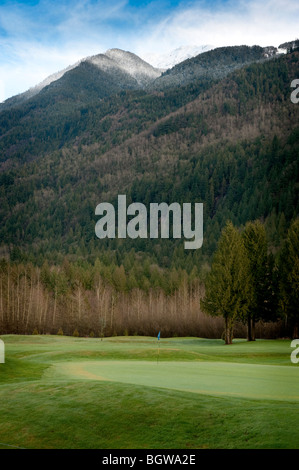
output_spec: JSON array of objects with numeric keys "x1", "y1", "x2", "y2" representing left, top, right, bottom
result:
[{"x1": 0, "y1": 335, "x2": 298, "y2": 449}]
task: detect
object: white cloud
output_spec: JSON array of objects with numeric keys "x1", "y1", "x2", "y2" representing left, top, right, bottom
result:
[{"x1": 134, "y1": 0, "x2": 299, "y2": 56}]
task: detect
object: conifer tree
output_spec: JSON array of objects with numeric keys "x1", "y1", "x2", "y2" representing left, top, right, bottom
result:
[
  {"x1": 279, "y1": 219, "x2": 299, "y2": 338},
  {"x1": 242, "y1": 220, "x2": 268, "y2": 340},
  {"x1": 201, "y1": 221, "x2": 251, "y2": 344}
]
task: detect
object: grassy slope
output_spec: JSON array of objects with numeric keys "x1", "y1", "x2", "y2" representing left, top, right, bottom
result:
[{"x1": 0, "y1": 335, "x2": 298, "y2": 449}]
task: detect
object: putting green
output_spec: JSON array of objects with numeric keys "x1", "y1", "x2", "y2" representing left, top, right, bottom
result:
[{"x1": 48, "y1": 360, "x2": 299, "y2": 401}]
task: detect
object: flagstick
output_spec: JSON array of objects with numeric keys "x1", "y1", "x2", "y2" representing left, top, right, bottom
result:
[
  {"x1": 157, "y1": 340, "x2": 160, "y2": 365},
  {"x1": 157, "y1": 331, "x2": 161, "y2": 364}
]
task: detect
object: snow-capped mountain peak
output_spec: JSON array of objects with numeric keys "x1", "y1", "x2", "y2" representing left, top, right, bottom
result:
[
  {"x1": 142, "y1": 45, "x2": 214, "y2": 70},
  {"x1": 1, "y1": 49, "x2": 162, "y2": 109},
  {"x1": 88, "y1": 48, "x2": 162, "y2": 85}
]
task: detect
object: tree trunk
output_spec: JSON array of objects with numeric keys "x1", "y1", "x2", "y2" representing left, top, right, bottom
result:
[
  {"x1": 251, "y1": 317, "x2": 256, "y2": 341},
  {"x1": 225, "y1": 317, "x2": 233, "y2": 344},
  {"x1": 293, "y1": 323, "x2": 299, "y2": 339},
  {"x1": 53, "y1": 289, "x2": 57, "y2": 326},
  {"x1": 247, "y1": 315, "x2": 252, "y2": 341}
]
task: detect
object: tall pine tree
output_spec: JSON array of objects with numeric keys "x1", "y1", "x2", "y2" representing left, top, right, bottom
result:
[
  {"x1": 201, "y1": 221, "x2": 252, "y2": 344},
  {"x1": 279, "y1": 219, "x2": 299, "y2": 338},
  {"x1": 242, "y1": 220, "x2": 268, "y2": 341}
]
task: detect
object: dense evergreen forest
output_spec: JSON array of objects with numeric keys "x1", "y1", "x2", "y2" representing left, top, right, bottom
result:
[{"x1": 0, "y1": 49, "x2": 298, "y2": 339}]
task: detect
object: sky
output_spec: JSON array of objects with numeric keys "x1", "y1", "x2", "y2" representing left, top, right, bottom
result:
[{"x1": 0, "y1": 0, "x2": 298, "y2": 101}]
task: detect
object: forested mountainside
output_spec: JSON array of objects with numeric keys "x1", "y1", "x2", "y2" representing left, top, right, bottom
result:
[
  {"x1": 150, "y1": 45, "x2": 279, "y2": 89},
  {"x1": 1, "y1": 49, "x2": 298, "y2": 269}
]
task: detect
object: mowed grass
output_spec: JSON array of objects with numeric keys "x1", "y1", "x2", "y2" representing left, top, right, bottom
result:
[{"x1": 0, "y1": 335, "x2": 298, "y2": 449}]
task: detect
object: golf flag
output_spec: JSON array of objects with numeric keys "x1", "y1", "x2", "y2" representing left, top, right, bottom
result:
[{"x1": 157, "y1": 331, "x2": 161, "y2": 341}]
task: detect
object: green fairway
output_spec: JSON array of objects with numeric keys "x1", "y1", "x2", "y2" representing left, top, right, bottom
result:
[{"x1": 0, "y1": 335, "x2": 298, "y2": 449}]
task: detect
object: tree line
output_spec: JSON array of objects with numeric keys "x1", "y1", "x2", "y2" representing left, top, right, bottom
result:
[
  {"x1": 0, "y1": 259, "x2": 221, "y2": 338},
  {"x1": 0, "y1": 218, "x2": 297, "y2": 341}
]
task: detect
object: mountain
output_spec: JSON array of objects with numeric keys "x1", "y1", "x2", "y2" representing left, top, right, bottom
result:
[
  {"x1": 0, "y1": 49, "x2": 162, "y2": 112},
  {"x1": 84, "y1": 49, "x2": 162, "y2": 87},
  {"x1": 0, "y1": 44, "x2": 280, "y2": 112},
  {"x1": 150, "y1": 45, "x2": 281, "y2": 89},
  {"x1": 0, "y1": 44, "x2": 214, "y2": 111},
  {"x1": 0, "y1": 44, "x2": 292, "y2": 167},
  {"x1": 142, "y1": 45, "x2": 214, "y2": 69},
  {"x1": 0, "y1": 46, "x2": 298, "y2": 271}
]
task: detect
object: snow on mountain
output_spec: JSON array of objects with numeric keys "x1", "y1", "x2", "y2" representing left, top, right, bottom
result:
[
  {"x1": 88, "y1": 49, "x2": 162, "y2": 86},
  {"x1": 15, "y1": 46, "x2": 215, "y2": 102},
  {"x1": 142, "y1": 45, "x2": 214, "y2": 70},
  {"x1": 3, "y1": 45, "x2": 220, "y2": 108},
  {"x1": 29, "y1": 49, "x2": 162, "y2": 96}
]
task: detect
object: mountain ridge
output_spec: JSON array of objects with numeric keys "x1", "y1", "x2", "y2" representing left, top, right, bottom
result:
[
  {"x1": 0, "y1": 48, "x2": 162, "y2": 112},
  {"x1": 0, "y1": 43, "x2": 281, "y2": 112},
  {"x1": 150, "y1": 45, "x2": 282, "y2": 89}
]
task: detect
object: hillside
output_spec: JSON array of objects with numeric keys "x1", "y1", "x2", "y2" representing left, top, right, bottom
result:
[
  {"x1": 150, "y1": 45, "x2": 280, "y2": 89},
  {"x1": 0, "y1": 49, "x2": 298, "y2": 273},
  {"x1": 0, "y1": 49, "x2": 162, "y2": 113}
]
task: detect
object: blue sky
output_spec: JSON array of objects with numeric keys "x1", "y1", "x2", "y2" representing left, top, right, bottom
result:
[{"x1": 0, "y1": 0, "x2": 298, "y2": 101}]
